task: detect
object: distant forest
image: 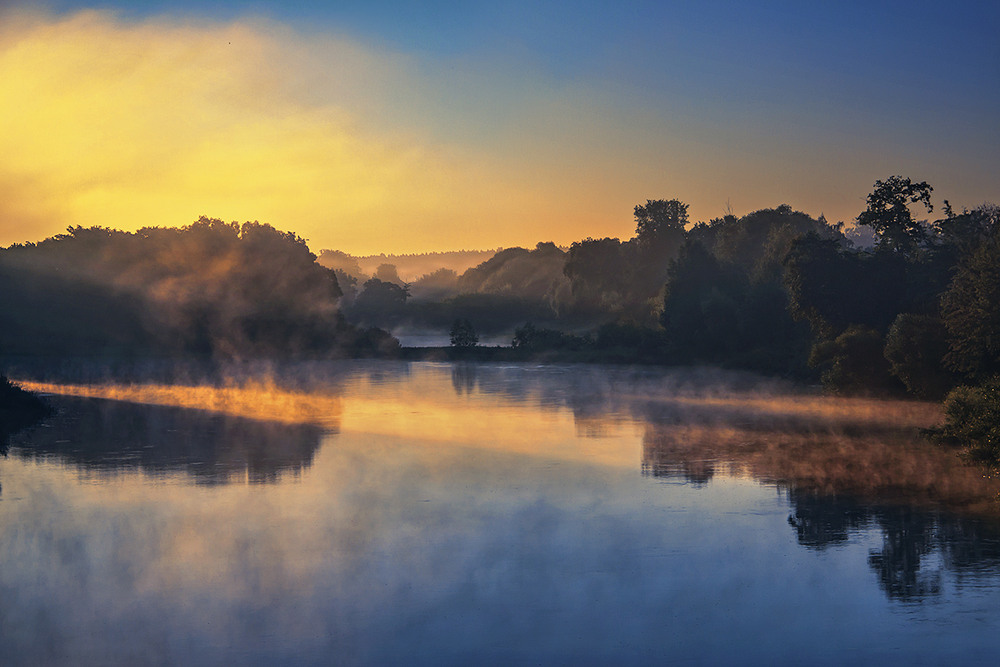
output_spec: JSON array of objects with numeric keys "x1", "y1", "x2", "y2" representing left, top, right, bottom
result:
[
  {"x1": 3, "y1": 177, "x2": 1000, "y2": 454},
  {"x1": 320, "y1": 249, "x2": 498, "y2": 284},
  {"x1": 2, "y1": 176, "x2": 999, "y2": 456}
]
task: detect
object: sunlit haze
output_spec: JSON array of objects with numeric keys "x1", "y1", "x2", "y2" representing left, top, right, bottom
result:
[{"x1": 2, "y1": 2, "x2": 998, "y2": 254}]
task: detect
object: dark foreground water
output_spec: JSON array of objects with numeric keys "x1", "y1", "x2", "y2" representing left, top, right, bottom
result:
[{"x1": 3, "y1": 361, "x2": 1000, "y2": 665}]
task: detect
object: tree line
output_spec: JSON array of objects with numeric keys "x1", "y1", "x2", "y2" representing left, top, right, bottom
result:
[
  {"x1": 3, "y1": 180, "x2": 999, "y2": 458},
  {"x1": 0, "y1": 217, "x2": 398, "y2": 361}
]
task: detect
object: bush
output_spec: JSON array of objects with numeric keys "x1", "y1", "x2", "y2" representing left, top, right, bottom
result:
[
  {"x1": 937, "y1": 377, "x2": 1000, "y2": 463},
  {"x1": 0, "y1": 376, "x2": 51, "y2": 450},
  {"x1": 884, "y1": 313, "x2": 955, "y2": 399},
  {"x1": 809, "y1": 325, "x2": 899, "y2": 394},
  {"x1": 511, "y1": 323, "x2": 589, "y2": 352},
  {"x1": 449, "y1": 319, "x2": 479, "y2": 348}
]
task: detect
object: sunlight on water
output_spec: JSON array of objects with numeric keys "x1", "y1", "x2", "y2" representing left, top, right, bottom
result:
[
  {"x1": 18, "y1": 380, "x2": 343, "y2": 428},
  {"x1": 3, "y1": 361, "x2": 1000, "y2": 665}
]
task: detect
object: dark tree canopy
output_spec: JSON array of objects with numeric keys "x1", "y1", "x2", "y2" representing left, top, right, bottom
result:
[
  {"x1": 0, "y1": 218, "x2": 395, "y2": 358},
  {"x1": 449, "y1": 318, "x2": 479, "y2": 348},
  {"x1": 634, "y1": 199, "x2": 689, "y2": 243},
  {"x1": 856, "y1": 176, "x2": 933, "y2": 255},
  {"x1": 940, "y1": 236, "x2": 1000, "y2": 381}
]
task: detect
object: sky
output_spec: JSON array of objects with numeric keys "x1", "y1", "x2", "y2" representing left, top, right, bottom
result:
[{"x1": 1, "y1": 1, "x2": 998, "y2": 254}]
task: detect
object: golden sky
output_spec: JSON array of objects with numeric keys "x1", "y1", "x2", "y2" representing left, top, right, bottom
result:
[{"x1": 2, "y1": 8, "x2": 997, "y2": 254}]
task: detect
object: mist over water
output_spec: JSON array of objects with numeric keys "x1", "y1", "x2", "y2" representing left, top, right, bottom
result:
[{"x1": 3, "y1": 360, "x2": 1000, "y2": 665}]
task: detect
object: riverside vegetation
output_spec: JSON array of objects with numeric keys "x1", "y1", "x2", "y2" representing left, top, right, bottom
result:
[{"x1": 2, "y1": 177, "x2": 999, "y2": 460}]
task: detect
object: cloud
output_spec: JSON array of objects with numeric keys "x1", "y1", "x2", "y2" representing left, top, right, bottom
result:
[
  {"x1": 0, "y1": 10, "x2": 584, "y2": 252},
  {"x1": 4, "y1": 8, "x2": 995, "y2": 254}
]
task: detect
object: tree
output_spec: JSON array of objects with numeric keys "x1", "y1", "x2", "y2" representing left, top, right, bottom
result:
[
  {"x1": 883, "y1": 313, "x2": 954, "y2": 399},
  {"x1": 449, "y1": 318, "x2": 479, "y2": 348},
  {"x1": 809, "y1": 325, "x2": 899, "y2": 395},
  {"x1": 375, "y1": 263, "x2": 402, "y2": 284},
  {"x1": 563, "y1": 237, "x2": 632, "y2": 310},
  {"x1": 940, "y1": 236, "x2": 1000, "y2": 380},
  {"x1": 634, "y1": 199, "x2": 689, "y2": 246},
  {"x1": 936, "y1": 377, "x2": 1000, "y2": 462},
  {"x1": 660, "y1": 241, "x2": 744, "y2": 361},
  {"x1": 856, "y1": 176, "x2": 933, "y2": 255}
]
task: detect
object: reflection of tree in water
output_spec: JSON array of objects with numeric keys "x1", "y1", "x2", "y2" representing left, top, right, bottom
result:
[
  {"x1": 450, "y1": 363, "x2": 478, "y2": 395},
  {"x1": 437, "y1": 362, "x2": 1000, "y2": 602},
  {"x1": 637, "y1": 392, "x2": 1000, "y2": 604},
  {"x1": 784, "y1": 488, "x2": 989, "y2": 601},
  {"x1": 9, "y1": 395, "x2": 327, "y2": 484},
  {"x1": 786, "y1": 488, "x2": 870, "y2": 548},
  {"x1": 784, "y1": 484, "x2": 1000, "y2": 602},
  {"x1": 641, "y1": 458, "x2": 716, "y2": 487},
  {"x1": 867, "y1": 507, "x2": 942, "y2": 600}
]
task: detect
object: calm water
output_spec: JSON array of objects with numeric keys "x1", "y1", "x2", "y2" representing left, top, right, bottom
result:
[{"x1": 3, "y1": 361, "x2": 1000, "y2": 666}]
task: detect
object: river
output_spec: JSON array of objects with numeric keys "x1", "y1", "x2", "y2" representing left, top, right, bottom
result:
[{"x1": 2, "y1": 360, "x2": 1000, "y2": 665}]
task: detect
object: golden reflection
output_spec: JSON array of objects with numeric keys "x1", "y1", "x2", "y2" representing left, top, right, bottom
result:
[
  {"x1": 17, "y1": 365, "x2": 995, "y2": 514},
  {"x1": 18, "y1": 380, "x2": 342, "y2": 428},
  {"x1": 641, "y1": 411, "x2": 1000, "y2": 516},
  {"x1": 664, "y1": 393, "x2": 941, "y2": 428},
  {"x1": 338, "y1": 395, "x2": 642, "y2": 469}
]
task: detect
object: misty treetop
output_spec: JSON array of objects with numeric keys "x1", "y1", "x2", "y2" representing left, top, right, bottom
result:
[{"x1": 0, "y1": 217, "x2": 393, "y2": 358}]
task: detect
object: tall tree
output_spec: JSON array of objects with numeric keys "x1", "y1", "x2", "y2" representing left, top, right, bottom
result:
[
  {"x1": 856, "y1": 176, "x2": 933, "y2": 255},
  {"x1": 634, "y1": 199, "x2": 689, "y2": 248}
]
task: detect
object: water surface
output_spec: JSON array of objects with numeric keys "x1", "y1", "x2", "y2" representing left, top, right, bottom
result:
[{"x1": 3, "y1": 361, "x2": 1000, "y2": 665}]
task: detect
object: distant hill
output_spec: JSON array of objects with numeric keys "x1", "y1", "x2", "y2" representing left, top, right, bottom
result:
[{"x1": 318, "y1": 249, "x2": 498, "y2": 283}]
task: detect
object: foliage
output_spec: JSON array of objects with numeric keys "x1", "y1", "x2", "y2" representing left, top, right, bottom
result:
[
  {"x1": 512, "y1": 323, "x2": 589, "y2": 352},
  {"x1": 937, "y1": 377, "x2": 1000, "y2": 463},
  {"x1": 449, "y1": 319, "x2": 479, "y2": 348},
  {"x1": 809, "y1": 326, "x2": 899, "y2": 395},
  {"x1": 856, "y1": 176, "x2": 933, "y2": 255},
  {"x1": 940, "y1": 236, "x2": 1000, "y2": 381},
  {"x1": 564, "y1": 237, "x2": 630, "y2": 301},
  {"x1": 634, "y1": 199, "x2": 688, "y2": 239},
  {"x1": 884, "y1": 313, "x2": 954, "y2": 399},
  {"x1": 933, "y1": 202, "x2": 1000, "y2": 257},
  {"x1": 347, "y1": 278, "x2": 410, "y2": 326},
  {"x1": 375, "y1": 263, "x2": 403, "y2": 284},
  {"x1": 0, "y1": 218, "x2": 391, "y2": 359},
  {"x1": 660, "y1": 241, "x2": 744, "y2": 361},
  {"x1": 783, "y1": 233, "x2": 915, "y2": 337},
  {"x1": 0, "y1": 376, "x2": 51, "y2": 450},
  {"x1": 410, "y1": 268, "x2": 459, "y2": 301},
  {"x1": 458, "y1": 242, "x2": 570, "y2": 307}
]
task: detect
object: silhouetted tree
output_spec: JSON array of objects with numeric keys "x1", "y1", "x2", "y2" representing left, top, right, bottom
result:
[
  {"x1": 563, "y1": 237, "x2": 633, "y2": 312},
  {"x1": 633, "y1": 199, "x2": 688, "y2": 309},
  {"x1": 449, "y1": 318, "x2": 479, "y2": 347},
  {"x1": 660, "y1": 241, "x2": 744, "y2": 361},
  {"x1": 634, "y1": 199, "x2": 688, "y2": 249},
  {"x1": 856, "y1": 176, "x2": 933, "y2": 255},
  {"x1": 0, "y1": 376, "x2": 51, "y2": 450}
]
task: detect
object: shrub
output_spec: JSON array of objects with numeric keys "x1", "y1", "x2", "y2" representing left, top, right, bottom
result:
[{"x1": 937, "y1": 377, "x2": 1000, "y2": 463}]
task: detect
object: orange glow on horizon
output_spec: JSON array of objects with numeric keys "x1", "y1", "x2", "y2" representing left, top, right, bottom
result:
[
  {"x1": 0, "y1": 10, "x2": 644, "y2": 254},
  {"x1": 2, "y1": 9, "x2": 920, "y2": 256}
]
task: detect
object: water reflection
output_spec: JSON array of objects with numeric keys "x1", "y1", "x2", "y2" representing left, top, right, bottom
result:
[
  {"x1": 788, "y1": 489, "x2": 1000, "y2": 601},
  {"x1": 453, "y1": 362, "x2": 1000, "y2": 604},
  {"x1": 10, "y1": 394, "x2": 325, "y2": 484},
  {"x1": 5, "y1": 358, "x2": 1000, "y2": 665}
]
